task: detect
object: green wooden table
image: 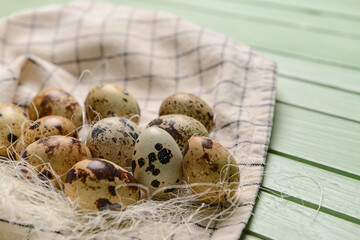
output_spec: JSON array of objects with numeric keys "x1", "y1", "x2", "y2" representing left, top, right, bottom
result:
[{"x1": 1, "y1": 0, "x2": 359, "y2": 239}]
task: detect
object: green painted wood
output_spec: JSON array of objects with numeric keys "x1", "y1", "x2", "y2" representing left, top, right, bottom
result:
[
  {"x1": 161, "y1": 0, "x2": 360, "y2": 39},
  {"x1": 270, "y1": 103, "x2": 360, "y2": 178},
  {"x1": 0, "y1": 0, "x2": 72, "y2": 18},
  {"x1": 277, "y1": 77, "x2": 360, "y2": 122},
  {"x1": 264, "y1": 52, "x2": 360, "y2": 94},
  {"x1": 227, "y1": 0, "x2": 360, "y2": 20},
  {"x1": 118, "y1": 0, "x2": 360, "y2": 67},
  {"x1": 263, "y1": 153, "x2": 360, "y2": 221},
  {"x1": 240, "y1": 234, "x2": 265, "y2": 240},
  {"x1": 247, "y1": 191, "x2": 360, "y2": 240}
]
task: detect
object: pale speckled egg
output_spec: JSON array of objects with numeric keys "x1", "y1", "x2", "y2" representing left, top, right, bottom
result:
[
  {"x1": 16, "y1": 115, "x2": 77, "y2": 153},
  {"x1": 64, "y1": 158, "x2": 140, "y2": 210},
  {"x1": 21, "y1": 136, "x2": 92, "y2": 187},
  {"x1": 146, "y1": 114, "x2": 209, "y2": 150},
  {"x1": 0, "y1": 103, "x2": 29, "y2": 157},
  {"x1": 132, "y1": 127, "x2": 183, "y2": 199},
  {"x1": 28, "y1": 88, "x2": 83, "y2": 127},
  {"x1": 86, "y1": 117, "x2": 141, "y2": 169},
  {"x1": 182, "y1": 136, "x2": 240, "y2": 204},
  {"x1": 85, "y1": 83, "x2": 140, "y2": 124},
  {"x1": 159, "y1": 92, "x2": 215, "y2": 132}
]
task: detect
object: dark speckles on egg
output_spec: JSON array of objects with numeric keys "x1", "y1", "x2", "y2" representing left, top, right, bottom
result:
[
  {"x1": 65, "y1": 168, "x2": 76, "y2": 184},
  {"x1": 108, "y1": 186, "x2": 116, "y2": 196},
  {"x1": 151, "y1": 179, "x2": 160, "y2": 188},
  {"x1": 29, "y1": 122, "x2": 40, "y2": 130},
  {"x1": 158, "y1": 148, "x2": 172, "y2": 165},
  {"x1": 131, "y1": 160, "x2": 136, "y2": 172},
  {"x1": 155, "y1": 143, "x2": 163, "y2": 151},
  {"x1": 152, "y1": 168, "x2": 160, "y2": 176},
  {"x1": 91, "y1": 126, "x2": 107, "y2": 139},
  {"x1": 164, "y1": 187, "x2": 176, "y2": 193},
  {"x1": 7, "y1": 133, "x2": 17, "y2": 143},
  {"x1": 96, "y1": 198, "x2": 112, "y2": 210},
  {"x1": 138, "y1": 158, "x2": 145, "y2": 167},
  {"x1": 148, "y1": 152, "x2": 157, "y2": 164},
  {"x1": 201, "y1": 138, "x2": 213, "y2": 149},
  {"x1": 86, "y1": 117, "x2": 141, "y2": 168},
  {"x1": 64, "y1": 158, "x2": 140, "y2": 210}
]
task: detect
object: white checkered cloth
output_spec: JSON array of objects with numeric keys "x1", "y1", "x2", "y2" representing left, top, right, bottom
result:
[{"x1": 0, "y1": 1, "x2": 277, "y2": 239}]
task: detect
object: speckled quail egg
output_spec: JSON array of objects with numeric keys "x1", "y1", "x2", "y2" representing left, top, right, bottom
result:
[
  {"x1": 182, "y1": 136, "x2": 240, "y2": 204},
  {"x1": 159, "y1": 92, "x2": 215, "y2": 132},
  {"x1": 64, "y1": 158, "x2": 140, "y2": 210},
  {"x1": 146, "y1": 114, "x2": 208, "y2": 150},
  {"x1": 85, "y1": 83, "x2": 140, "y2": 124},
  {"x1": 132, "y1": 127, "x2": 183, "y2": 199},
  {"x1": 86, "y1": 117, "x2": 141, "y2": 169},
  {"x1": 16, "y1": 115, "x2": 77, "y2": 153},
  {"x1": 28, "y1": 88, "x2": 83, "y2": 127},
  {"x1": 21, "y1": 136, "x2": 92, "y2": 187},
  {"x1": 0, "y1": 103, "x2": 29, "y2": 157}
]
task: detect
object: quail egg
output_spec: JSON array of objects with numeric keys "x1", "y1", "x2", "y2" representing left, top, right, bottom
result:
[
  {"x1": 16, "y1": 115, "x2": 77, "y2": 153},
  {"x1": 28, "y1": 88, "x2": 83, "y2": 127},
  {"x1": 85, "y1": 83, "x2": 140, "y2": 124},
  {"x1": 64, "y1": 158, "x2": 140, "y2": 210},
  {"x1": 182, "y1": 136, "x2": 240, "y2": 204},
  {"x1": 159, "y1": 92, "x2": 215, "y2": 132},
  {"x1": 146, "y1": 114, "x2": 208, "y2": 150},
  {"x1": 21, "y1": 135, "x2": 92, "y2": 187},
  {"x1": 86, "y1": 117, "x2": 140, "y2": 169},
  {"x1": 132, "y1": 127, "x2": 183, "y2": 199},
  {"x1": 0, "y1": 103, "x2": 29, "y2": 157}
]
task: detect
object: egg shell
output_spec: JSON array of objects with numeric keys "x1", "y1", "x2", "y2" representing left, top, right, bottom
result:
[
  {"x1": 86, "y1": 117, "x2": 141, "y2": 169},
  {"x1": 85, "y1": 83, "x2": 140, "y2": 124},
  {"x1": 28, "y1": 88, "x2": 83, "y2": 127},
  {"x1": 182, "y1": 136, "x2": 240, "y2": 204},
  {"x1": 132, "y1": 127, "x2": 183, "y2": 199},
  {"x1": 146, "y1": 114, "x2": 208, "y2": 150},
  {"x1": 16, "y1": 115, "x2": 77, "y2": 154},
  {"x1": 64, "y1": 158, "x2": 140, "y2": 210},
  {"x1": 21, "y1": 136, "x2": 92, "y2": 187},
  {"x1": 159, "y1": 92, "x2": 215, "y2": 132},
  {"x1": 0, "y1": 103, "x2": 29, "y2": 157}
]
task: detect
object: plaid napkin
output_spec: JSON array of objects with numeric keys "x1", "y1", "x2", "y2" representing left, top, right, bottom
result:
[{"x1": 0, "y1": 1, "x2": 277, "y2": 239}]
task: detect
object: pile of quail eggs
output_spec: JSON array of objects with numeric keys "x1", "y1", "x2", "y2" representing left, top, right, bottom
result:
[{"x1": 0, "y1": 83, "x2": 240, "y2": 211}]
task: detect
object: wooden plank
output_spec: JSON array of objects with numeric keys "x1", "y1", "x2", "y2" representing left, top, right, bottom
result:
[
  {"x1": 263, "y1": 153, "x2": 360, "y2": 221},
  {"x1": 233, "y1": 0, "x2": 360, "y2": 20},
  {"x1": 277, "y1": 77, "x2": 360, "y2": 122},
  {"x1": 270, "y1": 103, "x2": 360, "y2": 178},
  {"x1": 118, "y1": 0, "x2": 360, "y2": 67},
  {"x1": 240, "y1": 234, "x2": 265, "y2": 240},
  {"x1": 0, "y1": 0, "x2": 72, "y2": 17},
  {"x1": 264, "y1": 52, "x2": 360, "y2": 94},
  {"x1": 247, "y1": 191, "x2": 360, "y2": 240},
  {"x1": 163, "y1": 0, "x2": 360, "y2": 38}
]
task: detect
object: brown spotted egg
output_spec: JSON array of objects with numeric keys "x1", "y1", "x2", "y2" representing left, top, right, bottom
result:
[
  {"x1": 0, "y1": 103, "x2": 29, "y2": 157},
  {"x1": 132, "y1": 127, "x2": 183, "y2": 199},
  {"x1": 146, "y1": 114, "x2": 208, "y2": 150},
  {"x1": 21, "y1": 136, "x2": 92, "y2": 187},
  {"x1": 64, "y1": 158, "x2": 140, "y2": 210},
  {"x1": 85, "y1": 83, "x2": 140, "y2": 124},
  {"x1": 16, "y1": 115, "x2": 77, "y2": 153},
  {"x1": 182, "y1": 136, "x2": 240, "y2": 204},
  {"x1": 159, "y1": 92, "x2": 215, "y2": 132},
  {"x1": 86, "y1": 117, "x2": 140, "y2": 169},
  {"x1": 28, "y1": 88, "x2": 83, "y2": 127}
]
